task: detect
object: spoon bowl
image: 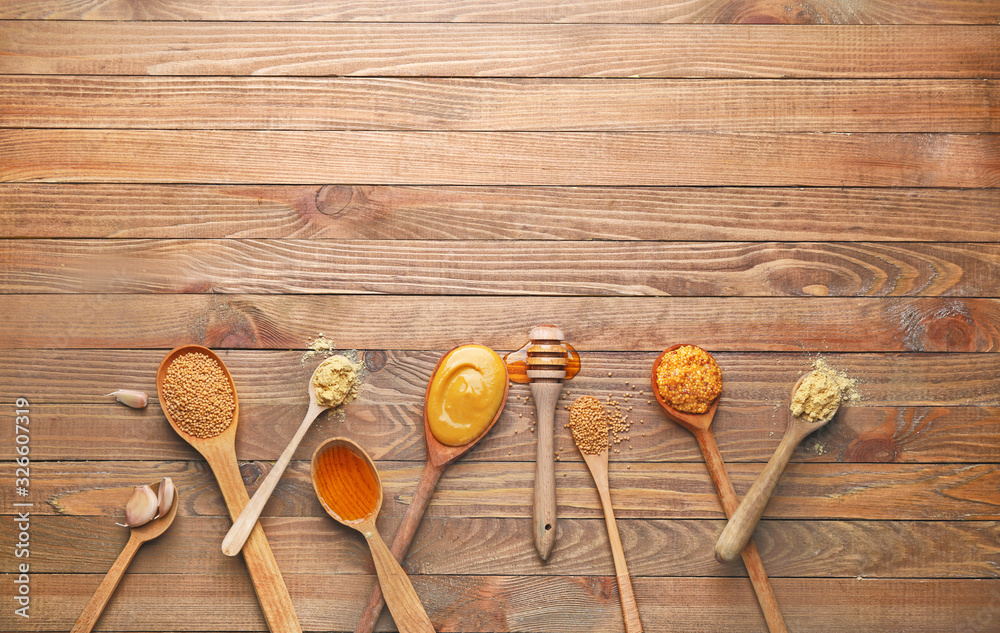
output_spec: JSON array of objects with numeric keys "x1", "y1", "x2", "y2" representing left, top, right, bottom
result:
[
  {"x1": 715, "y1": 371, "x2": 842, "y2": 563},
  {"x1": 354, "y1": 344, "x2": 507, "y2": 633},
  {"x1": 311, "y1": 438, "x2": 435, "y2": 633},
  {"x1": 651, "y1": 344, "x2": 788, "y2": 633},
  {"x1": 223, "y1": 358, "x2": 349, "y2": 556},
  {"x1": 71, "y1": 481, "x2": 179, "y2": 633},
  {"x1": 156, "y1": 345, "x2": 301, "y2": 632}
]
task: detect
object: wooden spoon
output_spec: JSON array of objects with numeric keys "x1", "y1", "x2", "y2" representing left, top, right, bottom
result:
[
  {"x1": 71, "y1": 481, "x2": 179, "y2": 633},
  {"x1": 311, "y1": 438, "x2": 436, "y2": 633},
  {"x1": 223, "y1": 359, "x2": 347, "y2": 556},
  {"x1": 715, "y1": 373, "x2": 841, "y2": 562},
  {"x1": 157, "y1": 345, "x2": 301, "y2": 633},
  {"x1": 353, "y1": 344, "x2": 507, "y2": 633},
  {"x1": 651, "y1": 344, "x2": 788, "y2": 633},
  {"x1": 574, "y1": 438, "x2": 643, "y2": 633}
]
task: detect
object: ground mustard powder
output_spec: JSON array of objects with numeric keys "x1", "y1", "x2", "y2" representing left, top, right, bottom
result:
[{"x1": 312, "y1": 355, "x2": 360, "y2": 407}]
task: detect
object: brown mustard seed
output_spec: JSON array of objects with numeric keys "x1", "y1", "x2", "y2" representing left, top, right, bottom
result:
[
  {"x1": 161, "y1": 352, "x2": 236, "y2": 438},
  {"x1": 655, "y1": 345, "x2": 722, "y2": 414},
  {"x1": 567, "y1": 396, "x2": 610, "y2": 455}
]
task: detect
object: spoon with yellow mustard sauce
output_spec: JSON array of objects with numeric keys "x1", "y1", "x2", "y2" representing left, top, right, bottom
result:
[
  {"x1": 222, "y1": 355, "x2": 358, "y2": 557},
  {"x1": 715, "y1": 371, "x2": 841, "y2": 563},
  {"x1": 312, "y1": 438, "x2": 435, "y2": 633},
  {"x1": 353, "y1": 344, "x2": 508, "y2": 633}
]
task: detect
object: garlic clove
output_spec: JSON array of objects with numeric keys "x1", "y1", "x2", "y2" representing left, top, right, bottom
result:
[
  {"x1": 125, "y1": 485, "x2": 158, "y2": 527},
  {"x1": 105, "y1": 389, "x2": 148, "y2": 409},
  {"x1": 157, "y1": 477, "x2": 175, "y2": 517}
]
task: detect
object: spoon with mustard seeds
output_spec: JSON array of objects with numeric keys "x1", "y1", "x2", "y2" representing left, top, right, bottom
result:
[
  {"x1": 715, "y1": 371, "x2": 841, "y2": 563},
  {"x1": 651, "y1": 344, "x2": 788, "y2": 633},
  {"x1": 157, "y1": 345, "x2": 300, "y2": 632},
  {"x1": 71, "y1": 481, "x2": 178, "y2": 633},
  {"x1": 568, "y1": 396, "x2": 643, "y2": 633}
]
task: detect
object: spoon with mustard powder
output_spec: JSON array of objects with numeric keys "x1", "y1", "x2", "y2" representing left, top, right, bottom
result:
[
  {"x1": 222, "y1": 355, "x2": 359, "y2": 556},
  {"x1": 568, "y1": 396, "x2": 643, "y2": 633},
  {"x1": 714, "y1": 371, "x2": 842, "y2": 563}
]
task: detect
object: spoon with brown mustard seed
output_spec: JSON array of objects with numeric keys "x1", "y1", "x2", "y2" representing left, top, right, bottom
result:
[
  {"x1": 71, "y1": 480, "x2": 179, "y2": 633},
  {"x1": 568, "y1": 396, "x2": 643, "y2": 633},
  {"x1": 715, "y1": 371, "x2": 841, "y2": 563},
  {"x1": 651, "y1": 344, "x2": 788, "y2": 633},
  {"x1": 157, "y1": 345, "x2": 301, "y2": 633}
]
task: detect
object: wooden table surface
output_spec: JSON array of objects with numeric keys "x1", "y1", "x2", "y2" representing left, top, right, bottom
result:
[{"x1": 2, "y1": 2, "x2": 999, "y2": 632}]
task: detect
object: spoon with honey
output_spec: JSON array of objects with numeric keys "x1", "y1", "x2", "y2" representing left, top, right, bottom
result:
[
  {"x1": 353, "y1": 343, "x2": 506, "y2": 633},
  {"x1": 651, "y1": 344, "x2": 788, "y2": 633},
  {"x1": 157, "y1": 345, "x2": 300, "y2": 633},
  {"x1": 312, "y1": 438, "x2": 436, "y2": 633},
  {"x1": 715, "y1": 371, "x2": 842, "y2": 563},
  {"x1": 223, "y1": 356, "x2": 357, "y2": 557},
  {"x1": 71, "y1": 481, "x2": 178, "y2": 633}
]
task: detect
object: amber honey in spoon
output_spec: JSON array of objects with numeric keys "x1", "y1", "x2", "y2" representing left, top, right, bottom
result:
[
  {"x1": 71, "y1": 481, "x2": 179, "y2": 633},
  {"x1": 715, "y1": 371, "x2": 842, "y2": 562},
  {"x1": 311, "y1": 438, "x2": 436, "y2": 633},
  {"x1": 354, "y1": 343, "x2": 506, "y2": 633},
  {"x1": 651, "y1": 344, "x2": 788, "y2": 633},
  {"x1": 157, "y1": 345, "x2": 301, "y2": 632}
]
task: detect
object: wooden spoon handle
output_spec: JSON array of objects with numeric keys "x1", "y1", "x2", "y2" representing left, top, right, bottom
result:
[
  {"x1": 365, "y1": 526, "x2": 436, "y2": 633},
  {"x1": 530, "y1": 381, "x2": 562, "y2": 560},
  {"x1": 206, "y1": 445, "x2": 302, "y2": 633},
  {"x1": 354, "y1": 461, "x2": 445, "y2": 633},
  {"x1": 71, "y1": 534, "x2": 142, "y2": 633},
  {"x1": 595, "y1": 481, "x2": 643, "y2": 633},
  {"x1": 715, "y1": 425, "x2": 801, "y2": 563},
  {"x1": 693, "y1": 428, "x2": 788, "y2": 633},
  {"x1": 223, "y1": 403, "x2": 325, "y2": 556}
]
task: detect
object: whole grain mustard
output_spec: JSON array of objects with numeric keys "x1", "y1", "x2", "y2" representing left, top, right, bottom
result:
[{"x1": 655, "y1": 345, "x2": 722, "y2": 414}]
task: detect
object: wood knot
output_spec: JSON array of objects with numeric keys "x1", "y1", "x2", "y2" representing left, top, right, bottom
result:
[
  {"x1": 364, "y1": 350, "x2": 387, "y2": 372},
  {"x1": 315, "y1": 185, "x2": 354, "y2": 216},
  {"x1": 898, "y1": 300, "x2": 982, "y2": 352},
  {"x1": 845, "y1": 436, "x2": 899, "y2": 463},
  {"x1": 239, "y1": 461, "x2": 264, "y2": 486}
]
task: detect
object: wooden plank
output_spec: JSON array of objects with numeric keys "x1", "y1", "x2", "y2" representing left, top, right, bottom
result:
[
  {"x1": 3, "y1": 77, "x2": 997, "y2": 132},
  {"x1": 5, "y1": 459, "x2": 999, "y2": 520},
  {"x1": 2, "y1": 23, "x2": 998, "y2": 78},
  {"x1": 7, "y1": 515, "x2": 998, "y2": 578},
  {"x1": 1, "y1": 295, "x2": 998, "y2": 353},
  {"x1": 4, "y1": 239, "x2": 999, "y2": 297},
  {"x1": 4, "y1": 403, "x2": 996, "y2": 464},
  {"x1": 2, "y1": 0, "x2": 999, "y2": 24},
  {"x1": 3, "y1": 130, "x2": 998, "y2": 187},
  {"x1": 3, "y1": 574, "x2": 998, "y2": 632},
  {"x1": 4, "y1": 184, "x2": 999, "y2": 242}
]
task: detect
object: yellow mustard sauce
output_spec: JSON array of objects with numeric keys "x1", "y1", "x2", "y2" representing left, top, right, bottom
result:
[{"x1": 426, "y1": 345, "x2": 507, "y2": 446}]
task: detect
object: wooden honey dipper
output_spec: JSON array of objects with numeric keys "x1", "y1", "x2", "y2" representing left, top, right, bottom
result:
[{"x1": 505, "y1": 324, "x2": 580, "y2": 561}]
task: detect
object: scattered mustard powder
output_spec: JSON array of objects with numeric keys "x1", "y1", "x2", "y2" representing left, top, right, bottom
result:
[{"x1": 311, "y1": 355, "x2": 360, "y2": 407}]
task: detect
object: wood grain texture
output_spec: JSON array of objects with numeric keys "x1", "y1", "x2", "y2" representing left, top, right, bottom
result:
[
  {"x1": 2, "y1": 0, "x2": 998, "y2": 23},
  {"x1": 4, "y1": 130, "x2": 997, "y2": 187},
  {"x1": 3, "y1": 23, "x2": 999, "y2": 78},
  {"x1": 2, "y1": 574, "x2": 999, "y2": 632},
  {"x1": 4, "y1": 76, "x2": 997, "y2": 132},
  {"x1": 10, "y1": 515, "x2": 998, "y2": 578},
  {"x1": 6, "y1": 460, "x2": 1000, "y2": 520},
  {"x1": 4, "y1": 239, "x2": 999, "y2": 297},
  {"x1": 4, "y1": 184, "x2": 999, "y2": 241},
  {"x1": 3, "y1": 403, "x2": 998, "y2": 464},
  {"x1": 2, "y1": 295, "x2": 998, "y2": 352}
]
